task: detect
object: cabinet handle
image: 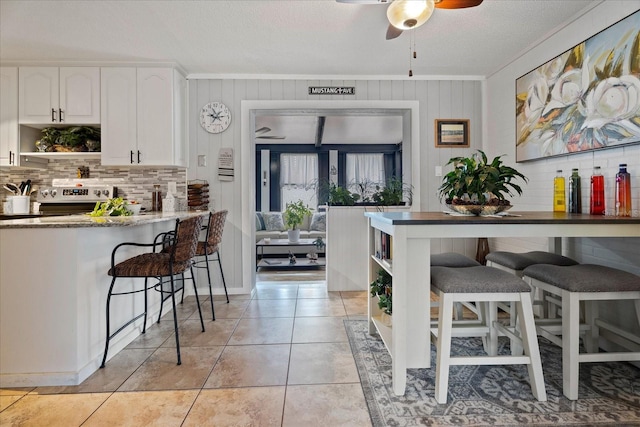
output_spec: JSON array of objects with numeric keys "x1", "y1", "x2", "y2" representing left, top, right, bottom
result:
[
  {"x1": 130, "y1": 150, "x2": 134, "y2": 164},
  {"x1": 59, "y1": 108, "x2": 64, "y2": 122},
  {"x1": 137, "y1": 150, "x2": 141, "y2": 164},
  {"x1": 9, "y1": 151, "x2": 14, "y2": 165},
  {"x1": 51, "y1": 108, "x2": 57, "y2": 122}
]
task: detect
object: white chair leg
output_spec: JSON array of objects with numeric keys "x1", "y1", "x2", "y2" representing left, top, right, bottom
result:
[
  {"x1": 562, "y1": 290, "x2": 581, "y2": 400},
  {"x1": 584, "y1": 300, "x2": 599, "y2": 353},
  {"x1": 517, "y1": 293, "x2": 547, "y2": 401},
  {"x1": 487, "y1": 301, "x2": 498, "y2": 356},
  {"x1": 435, "y1": 292, "x2": 454, "y2": 404}
]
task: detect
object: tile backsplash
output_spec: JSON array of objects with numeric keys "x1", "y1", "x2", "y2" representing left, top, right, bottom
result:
[{"x1": 0, "y1": 159, "x2": 188, "y2": 212}]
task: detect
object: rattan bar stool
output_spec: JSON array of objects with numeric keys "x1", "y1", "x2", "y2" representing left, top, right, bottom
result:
[
  {"x1": 430, "y1": 265, "x2": 547, "y2": 404},
  {"x1": 192, "y1": 210, "x2": 229, "y2": 321},
  {"x1": 101, "y1": 215, "x2": 205, "y2": 367},
  {"x1": 522, "y1": 263, "x2": 640, "y2": 400}
]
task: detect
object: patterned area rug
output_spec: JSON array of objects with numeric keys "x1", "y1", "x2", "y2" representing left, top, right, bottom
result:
[{"x1": 344, "y1": 320, "x2": 640, "y2": 427}]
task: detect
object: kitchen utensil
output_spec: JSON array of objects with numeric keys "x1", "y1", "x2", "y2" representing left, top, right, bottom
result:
[
  {"x1": 23, "y1": 180, "x2": 32, "y2": 196},
  {"x1": 6, "y1": 183, "x2": 20, "y2": 194},
  {"x1": 3, "y1": 185, "x2": 17, "y2": 195}
]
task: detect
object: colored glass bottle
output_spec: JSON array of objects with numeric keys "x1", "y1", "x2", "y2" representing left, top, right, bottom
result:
[
  {"x1": 553, "y1": 170, "x2": 566, "y2": 212},
  {"x1": 568, "y1": 168, "x2": 581, "y2": 213},
  {"x1": 589, "y1": 166, "x2": 605, "y2": 215},
  {"x1": 615, "y1": 164, "x2": 632, "y2": 217}
]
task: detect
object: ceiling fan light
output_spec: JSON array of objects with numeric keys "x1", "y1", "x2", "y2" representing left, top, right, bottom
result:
[{"x1": 387, "y1": 0, "x2": 435, "y2": 30}]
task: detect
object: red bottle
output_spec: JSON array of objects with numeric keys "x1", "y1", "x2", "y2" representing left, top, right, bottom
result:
[{"x1": 589, "y1": 166, "x2": 605, "y2": 215}]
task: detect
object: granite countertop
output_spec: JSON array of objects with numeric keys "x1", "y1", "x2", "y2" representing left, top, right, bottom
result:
[{"x1": 0, "y1": 211, "x2": 209, "y2": 229}]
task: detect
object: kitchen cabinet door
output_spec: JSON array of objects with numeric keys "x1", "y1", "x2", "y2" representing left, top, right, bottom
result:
[
  {"x1": 100, "y1": 68, "x2": 137, "y2": 166},
  {"x1": 137, "y1": 68, "x2": 184, "y2": 166},
  {"x1": 59, "y1": 67, "x2": 100, "y2": 124},
  {"x1": 19, "y1": 67, "x2": 100, "y2": 124},
  {"x1": 172, "y1": 70, "x2": 187, "y2": 167},
  {"x1": 0, "y1": 67, "x2": 19, "y2": 167},
  {"x1": 19, "y1": 67, "x2": 59, "y2": 124}
]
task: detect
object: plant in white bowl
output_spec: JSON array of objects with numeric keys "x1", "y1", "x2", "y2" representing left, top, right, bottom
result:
[
  {"x1": 283, "y1": 200, "x2": 312, "y2": 243},
  {"x1": 437, "y1": 150, "x2": 528, "y2": 215}
]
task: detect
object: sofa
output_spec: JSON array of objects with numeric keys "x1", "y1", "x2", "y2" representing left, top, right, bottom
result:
[{"x1": 256, "y1": 211, "x2": 326, "y2": 255}]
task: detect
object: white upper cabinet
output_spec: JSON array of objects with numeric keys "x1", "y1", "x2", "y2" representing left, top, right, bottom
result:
[
  {"x1": 101, "y1": 67, "x2": 187, "y2": 167},
  {"x1": 100, "y1": 68, "x2": 137, "y2": 165},
  {"x1": 0, "y1": 67, "x2": 19, "y2": 166},
  {"x1": 19, "y1": 67, "x2": 100, "y2": 124}
]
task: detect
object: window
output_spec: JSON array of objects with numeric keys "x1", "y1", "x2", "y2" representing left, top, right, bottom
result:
[
  {"x1": 346, "y1": 153, "x2": 385, "y2": 200},
  {"x1": 280, "y1": 153, "x2": 318, "y2": 210}
]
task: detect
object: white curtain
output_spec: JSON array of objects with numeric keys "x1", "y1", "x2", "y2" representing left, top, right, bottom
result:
[
  {"x1": 346, "y1": 153, "x2": 385, "y2": 190},
  {"x1": 280, "y1": 154, "x2": 318, "y2": 210}
]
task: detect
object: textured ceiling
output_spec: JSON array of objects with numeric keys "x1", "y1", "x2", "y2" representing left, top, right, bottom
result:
[{"x1": 0, "y1": 0, "x2": 598, "y2": 78}]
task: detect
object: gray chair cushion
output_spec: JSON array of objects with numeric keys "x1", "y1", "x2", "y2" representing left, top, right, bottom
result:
[
  {"x1": 431, "y1": 266, "x2": 531, "y2": 293},
  {"x1": 486, "y1": 251, "x2": 578, "y2": 270},
  {"x1": 523, "y1": 264, "x2": 640, "y2": 292},
  {"x1": 431, "y1": 252, "x2": 481, "y2": 268}
]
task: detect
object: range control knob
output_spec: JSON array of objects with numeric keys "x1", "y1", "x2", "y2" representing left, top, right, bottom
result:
[
  {"x1": 41, "y1": 189, "x2": 49, "y2": 198},
  {"x1": 50, "y1": 189, "x2": 57, "y2": 198},
  {"x1": 94, "y1": 189, "x2": 102, "y2": 197},
  {"x1": 102, "y1": 189, "x2": 110, "y2": 197}
]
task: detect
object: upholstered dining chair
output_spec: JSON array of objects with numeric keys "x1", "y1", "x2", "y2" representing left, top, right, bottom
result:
[
  {"x1": 192, "y1": 210, "x2": 229, "y2": 321},
  {"x1": 100, "y1": 215, "x2": 205, "y2": 368}
]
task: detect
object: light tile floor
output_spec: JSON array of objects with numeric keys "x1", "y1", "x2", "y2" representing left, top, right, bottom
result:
[{"x1": 0, "y1": 273, "x2": 373, "y2": 427}]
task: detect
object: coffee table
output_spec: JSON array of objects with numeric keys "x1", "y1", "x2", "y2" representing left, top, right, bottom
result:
[{"x1": 256, "y1": 238, "x2": 325, "y2": 269}]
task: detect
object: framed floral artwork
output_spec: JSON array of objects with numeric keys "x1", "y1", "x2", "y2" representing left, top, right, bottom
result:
[
  {"x1": 435, "y1": 119, "x2": 469, "y2": 147},
  {"x1": 515, "y1": 10, "x2": 640, "y2": 162}
]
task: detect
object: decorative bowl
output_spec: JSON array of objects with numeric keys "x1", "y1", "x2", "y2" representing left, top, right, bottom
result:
[
  {"x1": 446, "y1": 203, "x2": 512, "y2": 216},
  {"x1": 126, "y1": 202, "x2": 142, "y2": 215}
]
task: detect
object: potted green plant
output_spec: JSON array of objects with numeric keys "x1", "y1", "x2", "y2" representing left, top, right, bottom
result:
[
  {"x1": 283, "y1": 200, "x2": 312, "y2": 242},
  {"x1": 437, "y1": 150, "x2": 528, "y2": 215},
  {"x1": 371, "y1": 176, "x2": 413, "y2": 207},
  {"x1": 327, "y1": 183, "x2": 360, "y2": 206},
  {"x1": 38, "y1": 126, "x2": 101, "y2": 152},
  {"x1": 370, "y1": 267, "x2": 392, "y2": 322}
]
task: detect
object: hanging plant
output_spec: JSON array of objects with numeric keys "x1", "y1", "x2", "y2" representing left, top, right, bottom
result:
[{"x1": 370, "y1": 268, "x2": 392, "y2": 315}]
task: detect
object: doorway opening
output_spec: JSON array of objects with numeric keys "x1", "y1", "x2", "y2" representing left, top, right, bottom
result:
[{"x1": 241, "y1": 100, "x2": 421, "y2": 293}]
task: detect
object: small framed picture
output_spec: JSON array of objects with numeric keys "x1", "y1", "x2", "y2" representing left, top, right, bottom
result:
[{"x1": 435, "y1": 119, "x2": 469, "y2": 148}]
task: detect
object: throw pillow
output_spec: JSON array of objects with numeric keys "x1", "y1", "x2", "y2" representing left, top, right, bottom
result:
[
  {"x1": 262, "y1": 212, "x2": 285, "y2": 231},
  {"x1": 310, "y1": 212, "x2": 326, "y2": 231},
  {"x1": 255, "y1": 212, "x2": 265, "y2": 231}
]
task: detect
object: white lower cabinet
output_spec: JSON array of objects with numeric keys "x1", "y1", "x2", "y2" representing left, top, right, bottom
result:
[
  {"x1": 101, "y1": 67, "x2": 187, "y2": 167},
  {"x1": 0, "y1": 67, "x2": 19, "y2": 166}
]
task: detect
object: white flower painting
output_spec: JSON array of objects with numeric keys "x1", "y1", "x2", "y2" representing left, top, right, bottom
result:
[{"x1": 516, "y1": 10, "x2": 640, "y2": 162}]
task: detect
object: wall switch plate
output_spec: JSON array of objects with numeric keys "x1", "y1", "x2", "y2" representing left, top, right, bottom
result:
[
  {"x1": 198, "y1": 155, "x2": 207, "y2": 167},
  {"x1": 435, "y1": 166, "x2": 442, "y2": 177}
]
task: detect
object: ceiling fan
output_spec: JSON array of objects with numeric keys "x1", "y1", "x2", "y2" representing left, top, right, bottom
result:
[
  {"x1": 337, "y1": 0, "x2": 483, "y2": 40},
  {"x1": 255, "y1": 127, "x2": 286, "y2": 140}
]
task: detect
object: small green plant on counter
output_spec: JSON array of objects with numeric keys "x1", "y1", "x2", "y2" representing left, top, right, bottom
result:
[
  {"x1": 88, "y1": 198, "x2": 133, "y2": 217},
  {"x1": 283, "y1": 200, "x2": 312, "y2": 230},
  {"x1": 370, "y1": 268, "x2": 392, "y2": 315}
]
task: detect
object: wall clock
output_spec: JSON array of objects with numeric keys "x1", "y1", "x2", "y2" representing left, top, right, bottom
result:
[{"x1": 200, "y1": 102, "x2": 231, "y2": 134}]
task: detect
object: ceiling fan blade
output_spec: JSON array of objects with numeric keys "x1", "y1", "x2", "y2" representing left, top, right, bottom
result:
[
  {"x1": 256, "y1": 135, "x2": 286, "y2": 140},
  {"x1": 434, "y1": 0, "x2": 483, "y2": 9},
  {"x1": 336, "y1": 0, "x2": 389, "y2": 4},
  {"x1": 386, "y1": 24, "x2": 403, "y2": 40}
]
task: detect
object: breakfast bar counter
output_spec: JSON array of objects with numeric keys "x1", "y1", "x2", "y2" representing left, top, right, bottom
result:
[
  {"x1": 0, "y1": 211, "x2": 208, "y2": 387},
  {"x1": 364, "y1": 211, "x2": 640, "y2": 396}
]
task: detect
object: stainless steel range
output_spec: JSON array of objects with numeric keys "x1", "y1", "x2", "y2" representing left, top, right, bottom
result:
[{"x1": 36, "y1": 178, "x2": 121, "y2": 216}]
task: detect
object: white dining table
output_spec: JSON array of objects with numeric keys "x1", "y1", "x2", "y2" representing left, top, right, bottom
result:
[{"x1": 364, "y1": 211, "x2": 640, "y2": 396}]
